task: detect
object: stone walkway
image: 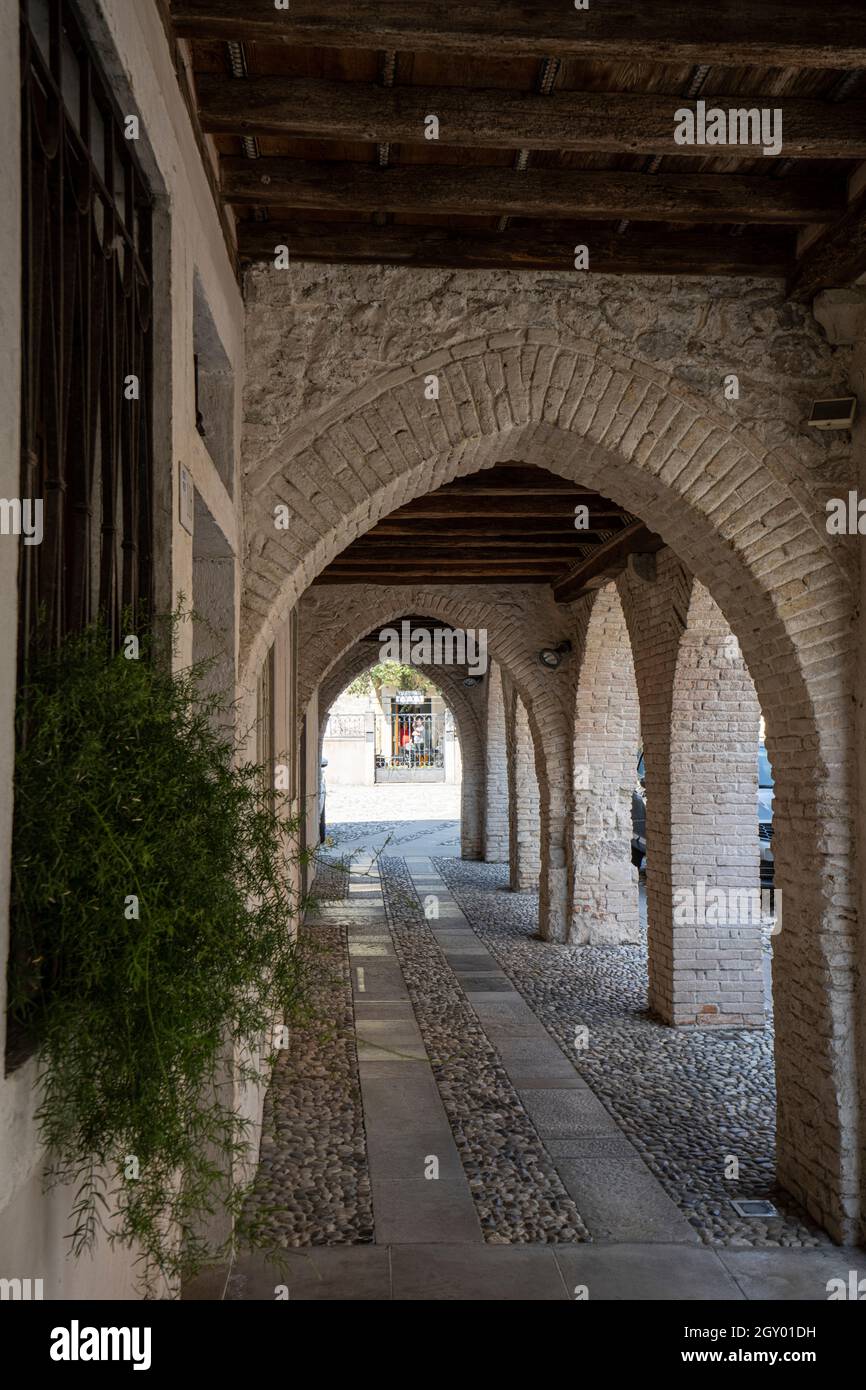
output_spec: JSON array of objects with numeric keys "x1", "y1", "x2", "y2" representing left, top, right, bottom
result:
[
  {"x1": 183, "y1": 787, "x2": 864, "y2": 1301},
  {"x1": 429, "y1": 858, "x2": 822, "y2": 1250}
]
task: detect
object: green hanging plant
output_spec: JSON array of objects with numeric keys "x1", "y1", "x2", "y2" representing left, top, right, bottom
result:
[{"x1": 8, "y1": 616, "x2": 316, "y2": 1293}]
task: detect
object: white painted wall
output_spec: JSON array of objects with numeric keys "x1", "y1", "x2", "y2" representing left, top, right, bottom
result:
[{"x1": 0, "y1": 1, "x2": 245, "y2": 1298}]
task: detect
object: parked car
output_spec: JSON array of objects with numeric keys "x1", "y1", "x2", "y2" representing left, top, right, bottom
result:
[
  {"x1": 630, "y1": 744, "x2": 775, "y2": 886},
  {"x1": 319, "y1": 758, "x2": 328, "y2": 842},
  {"x1": 631, "y1": 752, "x2": 646, "y2": 872},
  {"x1": 758, "y1": 742, "x2": 774, "y2": 887}
]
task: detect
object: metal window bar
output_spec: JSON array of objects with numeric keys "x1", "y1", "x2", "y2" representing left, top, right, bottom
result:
[
  {"x1": 8, "y1": 0, "x2": 155, "y2": 1071},
  {"x1": 379, "y1": 713, "x2": 445, "y2": 770},
  {"x1": 18, "y1": 0, "x2": 154, "y2": 684}
]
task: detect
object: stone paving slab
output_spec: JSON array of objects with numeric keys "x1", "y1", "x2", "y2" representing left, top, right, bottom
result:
[
  {"x1": 390, "y1": 1244, "x2": 569, "y2": 1301},
  {"x1": 350, "y1": 960, "x2": 409, "y2": 1001},
  {"x1": 470, "y1": 996, "x2": 555, "y2": 1041},
  {"x1": 553, "y1": 1244, "x2": 745, "y2": 1301},
  {"x1": 339, "y1": 872, "x2": 487, "y2": 1250},
  {"x1": 493, "y1": 1038, "x2": 589, "y2": 1087},
  {"x1": 442, "y1": 953, "x2": 502, "y2": 971},
  {"x1": 359, "y1": 1064, "x2": 451, "y2": 1130},
  {"x1": 355, "y1": 1013, "x2": 429, "y2": 1063},
  {"x1": 184, "y1": 1242, "x2": 856, "y2": 1300},
  {"x1": 717, "y1": 1246, "x2": 866, "y2": 1301},
  {"x1": 460, "y1": 976, "x2": 518, "y2": 993},
  {"x1": 554, "y1": 1148, "x2": 699, "y2": 1245},
  {"x1": 518, "y1": 1086, "x2": 623, "y2": 1139},
  {"x1": 184, "y1": 1248, "x2": 392, "y2": 1301},
  {"x1": 372, "y1": 1178, "x2": 483, "y2": 1245},
  {"x1": 366, "y1": 1129, "x2": 466, "y2": 1181}
]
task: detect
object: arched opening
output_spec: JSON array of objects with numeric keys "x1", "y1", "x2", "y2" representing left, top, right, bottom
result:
[
  {"x1": 240, "y1": 341, "x2": 858, "y2": 1246},
  {"x1": 314, "y1": 627, "x2": 488, "y2": 866}
]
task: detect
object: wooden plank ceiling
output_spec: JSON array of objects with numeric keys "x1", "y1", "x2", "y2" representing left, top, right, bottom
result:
[
  {"x1": 170, "y1": 0, "x2": 866, "y2": 294},
  {"x1": 311, "y1": 464, "x2": 662, "y2": 602}
]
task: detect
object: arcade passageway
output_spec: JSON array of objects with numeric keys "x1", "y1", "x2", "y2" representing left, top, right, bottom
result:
[{"x1": 3, "y1": 0, "x2": 866, "y2": 1309}]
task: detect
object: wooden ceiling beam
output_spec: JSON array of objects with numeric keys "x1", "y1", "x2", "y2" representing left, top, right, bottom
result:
[
  {"x1": 344, "y1": 541, "x2": 607, "y2": 555},
  {"x1": 436, "y1": 484, "x2": 601, "y2": 498},
  {"x1": 788, "y1": 180, "x2": 866, "y2": 301},
  {"x1": 197, "y1": 76, "x2": 866, "y2": 162},
  {"x1": 171, "y1": 2, "x2": 866, "y2": 69},
  {"x1": 332, "y1": 551, "x2": 592, "y2": 566},
  {"x1": 385, "y1": 498, "x2": 626, "y2": 519},
  {"x1": 314, "y1": 572, "x2": 555, "y2": 586},
  {"x1": 371, "y1": 522, "x2": 618, "y2": 538},
  {"x1": 553, "y1": 524, "x2": 665, "y2": 603},
  {"x1": 223, "y1": 159, "x2": 839, "y2": 226},
  {"x1": 237, "y1": 221, "x2": 794, "y2": 277}
]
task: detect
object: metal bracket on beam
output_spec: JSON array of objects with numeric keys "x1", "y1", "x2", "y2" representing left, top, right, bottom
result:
[{"x1": 627, "y1": 552, "x2": 658, "y2": 584}]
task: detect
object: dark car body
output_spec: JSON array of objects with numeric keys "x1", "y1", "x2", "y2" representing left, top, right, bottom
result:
[
  {"x1": 631, "y1": 753, "x2": 646, "y2": 871},
  {"x1": 758, "y1": 743, "x2": 774, "y2": 886},
  {"x1": 630, "y1": 745, "x2": 774, "y2": 884}
]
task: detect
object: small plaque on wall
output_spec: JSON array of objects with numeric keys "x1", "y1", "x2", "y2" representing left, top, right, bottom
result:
[{"x1": 179, "y1": 462, "x2": 194, "y2": 535}]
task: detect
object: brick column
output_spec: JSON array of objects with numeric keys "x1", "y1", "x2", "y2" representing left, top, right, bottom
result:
[
  {"x1": 667, "y1": 591, "x2": 764, "y2": 1027},
  {"x1": 621, "y1": 560, "x2": 764, "y2": 1028},
  {"x1": 483, "y1": 661, "x2": 509, "y2": 862},
  {"x1": 503, "y1": 677, "x2": 541, "y2": 892},
  {"x1": 571, "y1": 585, "x2": 641, "y2": 945}
]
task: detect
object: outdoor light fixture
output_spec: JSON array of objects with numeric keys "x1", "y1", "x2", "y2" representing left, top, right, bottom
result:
[
  {"x1": 538, "y1": 640, "x2": 572, "y2": 670},
  {"x1": 462, "y1": 675, "x2": 484, "y2": 688},
  {"x1": 808, "y1": 396, "x2": 857, "y2": 430}
]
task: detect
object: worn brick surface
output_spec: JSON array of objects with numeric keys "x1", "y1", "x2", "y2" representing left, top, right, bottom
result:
[{"x1": 242, "y1": 265, "x2": 860, "y2": 1243}]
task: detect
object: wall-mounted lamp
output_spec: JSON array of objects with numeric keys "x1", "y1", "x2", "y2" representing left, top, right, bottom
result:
[
  {"x1": 538, "y1": 640, "x2": 572, "y2": 670},
  {"x1": 808, "y1": 396, "x2": 857, "y2": 430}
]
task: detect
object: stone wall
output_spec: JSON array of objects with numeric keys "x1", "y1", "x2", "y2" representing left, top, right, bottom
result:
[
  {"x1": 502, "y1": 674, "x2": 542, "y2": 892},
  {"x1": 569, "y1": 585, "x2": 642, "y2": 945},
  {"x1": 0, "y1": 0, "x2": 247, "y2": 1297},
  {"x1": 484, "y1": 662, "x2": 510, "y2": 864}
]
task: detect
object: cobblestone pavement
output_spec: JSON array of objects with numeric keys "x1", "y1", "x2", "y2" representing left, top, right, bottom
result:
[
  {"x1": 433, "y1": 857, "x2": 826, "y2": 1251},
  {"x1": 240, "y1": 922, "x2": 374, "y2": 1248},
  {"x1": 325, "y1": 783, "x2": 461, "y2": 857},
  {"x1": 380, "y1": 856, "x2": 589, "y2": 1244},
  {"x1": 312, "y1": 855, "x2": 351, "y2": 900},
  {"x1": 241, "y1": 785, "x2": 824, "y2": 1258}
]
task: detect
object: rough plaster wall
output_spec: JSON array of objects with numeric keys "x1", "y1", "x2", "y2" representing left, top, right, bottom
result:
[
  {"x1": 0, "y1": 0, "x2": 246, "y2": 1299},
  {"x1": 484, "y1": 661, "x2": 509, "y2": 863},
  {"x1": 569, "y1": 584, "x2": 641, "y2": 946},
  {"x1": 244, "y1": 264, "x2": 852, "y2": 512}
]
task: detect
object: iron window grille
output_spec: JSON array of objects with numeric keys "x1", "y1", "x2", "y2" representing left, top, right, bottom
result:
[
  {"x1": 8, "y1": 0, "x2": 155, "y2": 1071},
  {"x1": 18, "y1": 0, "x2": 154, "y2": 679}
]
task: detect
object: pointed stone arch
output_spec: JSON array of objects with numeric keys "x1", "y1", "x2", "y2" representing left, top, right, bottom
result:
[
  {"x1": 297, "y1": 583, "x2": 575, "y2": 942},
  {"x1": 242, "y1": 330, "x2": 859, "y2": 1241},
  {"x1": 317, "y1": 638, "x2": 486, "y2": 859}
]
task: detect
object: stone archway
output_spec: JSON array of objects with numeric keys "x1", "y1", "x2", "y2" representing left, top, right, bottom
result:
[
  {"x1": 240, "y1": 331, "x2": 859, "y2": 1241},
  {"x1": 317, "y1": 638, "x2": 486, "y2": 860},
  {"x1": 568, "y1": 582, "x2": 641, "y2": 946},
  {"x1": 297, "y1": 583, "x2": 574, "y2": 941}
]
